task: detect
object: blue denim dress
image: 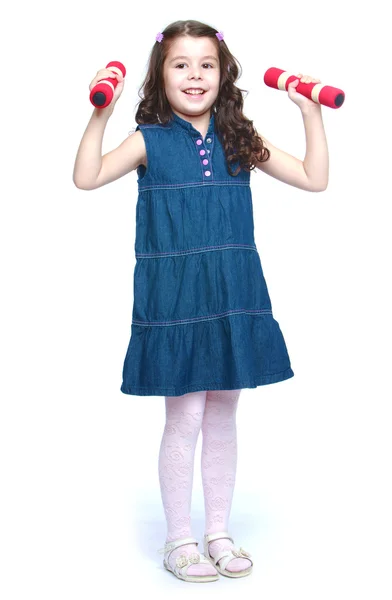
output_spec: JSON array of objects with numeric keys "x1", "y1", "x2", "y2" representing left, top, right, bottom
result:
[{"x1": 120, "y1": 110, "x2": 294, "y2": 396}]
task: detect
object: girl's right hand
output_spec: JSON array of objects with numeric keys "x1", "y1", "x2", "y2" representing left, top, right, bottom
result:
[{"x1": 89, "y1": 68, "x2": 125, "y2": 107}]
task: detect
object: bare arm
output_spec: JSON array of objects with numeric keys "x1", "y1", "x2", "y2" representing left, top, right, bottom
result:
[
  {"x1": 92, "y1": 129, "x2": 146, "y2": 190},
  {"x1": 73, "y1": 106, "x2": 114, "y2": 189},
  {"x1": 255, "y1": 136, "x2": 315, "y2": 191},
  {"x1": 255, "y1": 107, "x2": 329, "y2": 193}
]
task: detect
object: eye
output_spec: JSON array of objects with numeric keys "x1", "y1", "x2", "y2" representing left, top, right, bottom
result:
[{"x1": 175, "y1": 63, "x2": 214, "y2": 69}]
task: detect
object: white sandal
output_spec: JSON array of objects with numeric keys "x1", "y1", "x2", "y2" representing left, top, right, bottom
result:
[
  {"x1": 157, "y1": 536, "x2": 219, "y2": 583},
  {"x1": 203, "y1": 531, "x2": 253, "y2": 578}
]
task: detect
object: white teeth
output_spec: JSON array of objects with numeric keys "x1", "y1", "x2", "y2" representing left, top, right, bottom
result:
[{"x1": 184, "y1": 89, "x2": 204, "y2": 95}]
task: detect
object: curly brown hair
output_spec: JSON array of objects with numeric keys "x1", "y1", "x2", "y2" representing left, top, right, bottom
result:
[{"x1": 134, "y1": 20, "x2": 270, "y2": 177}]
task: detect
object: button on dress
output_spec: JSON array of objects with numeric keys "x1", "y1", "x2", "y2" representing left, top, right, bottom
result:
[{"x1": 120, "y1": 110, "x2": 294, "y2": 396}]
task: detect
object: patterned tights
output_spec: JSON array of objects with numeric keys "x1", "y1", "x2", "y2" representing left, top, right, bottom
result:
[{"x1": 158, "y1": 389, "x2": 251, "y2": 576}]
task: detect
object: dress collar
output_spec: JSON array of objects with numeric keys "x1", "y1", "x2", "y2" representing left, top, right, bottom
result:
[{"x1": 170, "y1": 110, "x2": 216, "y2": 137}]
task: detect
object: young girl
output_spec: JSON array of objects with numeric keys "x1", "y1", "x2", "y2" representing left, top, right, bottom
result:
[{"x1": 74, "y1": 19, "x2": 328, "y2": 584}]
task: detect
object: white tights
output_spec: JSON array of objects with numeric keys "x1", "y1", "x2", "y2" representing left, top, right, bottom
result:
[{"x1": 158, "y1": 389, "x2": 251, "y2": 576}]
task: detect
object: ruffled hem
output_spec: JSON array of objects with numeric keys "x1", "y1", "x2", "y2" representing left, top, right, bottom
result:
[
  {"x1": 120, "y1": 367, "x2": 294, "y2": 396},
  {"x1": 120, "y1": 312, "x2": 294, "y2": 397}
]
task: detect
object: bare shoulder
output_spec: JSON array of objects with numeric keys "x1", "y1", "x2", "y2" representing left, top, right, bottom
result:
[
  {"x1": 131, "y1": 129, "x2": 147, "y2": 167},
  {"x1": 122, "y1": 129, "x2": 147, "y2": 167}
]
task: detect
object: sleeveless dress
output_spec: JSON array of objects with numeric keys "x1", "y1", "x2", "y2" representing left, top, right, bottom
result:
[{"x1": 120, "y1": 110, "x2": 294, "y2": 396}]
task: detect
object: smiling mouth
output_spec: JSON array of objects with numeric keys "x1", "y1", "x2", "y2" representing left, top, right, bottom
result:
[{"x1": 183, "y1": 90, "x2": 206, "y2": 95}]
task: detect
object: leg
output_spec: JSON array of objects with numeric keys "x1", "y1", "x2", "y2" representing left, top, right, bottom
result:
[
  {"x1": 158, "y1": 390, "x2": 217, "y2": 576},
  {"x1": 201, "y1": 389, "x2": 251, "y2": 573}
]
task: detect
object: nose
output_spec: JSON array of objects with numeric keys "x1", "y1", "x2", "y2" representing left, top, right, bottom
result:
[{"x1": 188, "y1": 66, "x2": 202, "y2": 80}]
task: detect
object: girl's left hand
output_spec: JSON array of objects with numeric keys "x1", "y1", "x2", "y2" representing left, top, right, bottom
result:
[{"x1": 287, "y1": 73, "x2": 322, "y2": 112}]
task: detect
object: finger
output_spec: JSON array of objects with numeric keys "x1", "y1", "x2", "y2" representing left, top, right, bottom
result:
[{"x1": 105, "y1": 69, "x2": 120, "y2": 79}]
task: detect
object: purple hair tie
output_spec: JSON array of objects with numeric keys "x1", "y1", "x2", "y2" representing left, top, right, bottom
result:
[
  {"x1": 156, "y1": 32, "x2": 164, "y2": 43},
  {"x1": 215, "y1": 31, "x2": 224, "y2": 41}
]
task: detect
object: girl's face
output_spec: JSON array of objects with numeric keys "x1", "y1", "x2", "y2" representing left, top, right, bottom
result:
[{"x1": 163, "y1": 36, "x2": 220, "y2": 120}]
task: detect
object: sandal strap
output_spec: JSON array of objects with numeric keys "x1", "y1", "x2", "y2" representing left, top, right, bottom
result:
[
  {"x1": 164, "y1": 547, "x2": 212, "y2": 578},
  {"x1": 176, "y1": 553, "x2": 212, "y2": 576},
  {"x1": 219, "y1": 548, "x2": 253, "y2": 569},
  {"x1": 204, "y1": 531, "x2": 234, "y2": 545},
  {"x1": 204, "y1": 531, "x2": 253, "y2": 571},
  {"x1": 210, "y1": 548, "x2": 233, "y2": 568},
  {"x1": 157, "y1": 536, "x2": 198, "y2": 557}
]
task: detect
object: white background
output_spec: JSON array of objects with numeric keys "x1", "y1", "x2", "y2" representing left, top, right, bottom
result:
[{"x1": 1, "y1": 0, "x2": 391, "y2": 598}]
